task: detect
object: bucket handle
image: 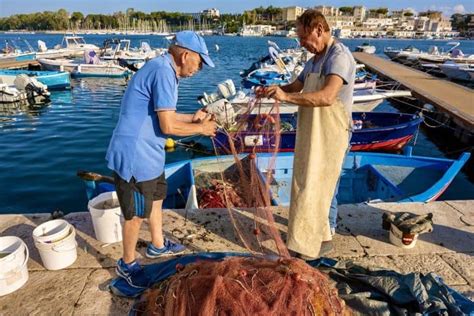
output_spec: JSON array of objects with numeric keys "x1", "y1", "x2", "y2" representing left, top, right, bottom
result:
[
  {"x1": 0, "y1": 243, "x2": 29, "y2": 280},
  {"x1": 52, "y1": 241, "x2": 78, "y2": 253}
]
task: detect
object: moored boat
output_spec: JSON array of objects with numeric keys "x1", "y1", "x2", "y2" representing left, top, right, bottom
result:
[
  {"x1": 0, "y1": 69, "x2": 71, "y2": 90},
  {"x1": 79, "y1": 149, "x2": 470, "y2": 208}
]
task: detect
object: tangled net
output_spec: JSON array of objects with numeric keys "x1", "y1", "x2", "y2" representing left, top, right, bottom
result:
[
  {"x1": 136, "y1": 94, "x2": 350, "y2": 315},
  {"x1": 134, "y1": 256, "x2": 350, "y2": 316}
]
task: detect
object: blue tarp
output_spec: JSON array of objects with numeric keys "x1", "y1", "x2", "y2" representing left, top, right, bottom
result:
[{"x1": 109, "y1": 252, "x2": 474, "y2": 315}]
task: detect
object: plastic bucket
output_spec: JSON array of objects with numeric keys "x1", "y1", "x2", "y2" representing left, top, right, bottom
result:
[
  {"x1": 389, "y1": 224, "x2": 419, "y2": 249},
  {"x1": 88, "y1": 191, "x2": 123, "y2": 244},
  {"x1": 32, "y1": 219, "x2": 71, "y2": 244},
  {"x1": 0, "y1": 236, "x2": 29, "y2": 296},
  {"x1": 34, "y1": 225, "x2": 77, "y2": 270}
]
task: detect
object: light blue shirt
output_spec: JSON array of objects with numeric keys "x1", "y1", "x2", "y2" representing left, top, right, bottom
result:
[
  {"x1": 106, "y1": 54, "x2": 178, "y2": 182},
  {"x1": 297, "y1": 42, "x2": 356, "y2": 114}
]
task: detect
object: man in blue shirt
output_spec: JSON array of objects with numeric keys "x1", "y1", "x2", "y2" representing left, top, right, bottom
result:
[{"x1": 106, "y1": 31, "x2": 216, "y2": 285}]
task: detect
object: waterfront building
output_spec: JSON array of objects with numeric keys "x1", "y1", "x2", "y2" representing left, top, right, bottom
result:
[
  {"x1": 353, "y1": 6, "x2": 367, "y2": 23},
  {"x1": 314, "y1": 6, "x2": 340, "y2": 16},
  {"x1": 281, "y1": 6, "x2": 306, "y2": 22}
]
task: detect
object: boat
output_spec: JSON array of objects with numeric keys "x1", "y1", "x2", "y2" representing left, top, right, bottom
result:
[
  {"x1": 0, "y1": 69, "x2": 71, "y2": 90},
  {"x1": 0, "y1": 39, "x2": 36, "y2": 64},
  {"x1": 0, "y1": 74, "x2": 50, "y2": 112},
  {"x1": 78, "y1": 149, "x2": 470, "y2": 208},
  {"x1": 384, "y1": 45, "x2": 421, "y2": 65},
  {"x1": 35, "y1": 40, "x2": 77, "y2": 59},
  {"x1": 438, "y1": 61, "x2": 474, "y2": 82},
  {"x1": 38, "y1": 50, "x2": 131, "y2": 78},
  {"x1": 212, "y1": 112, "x2": 422, "y2": 153},
  {"x1": 60, "y1": 35, "x2": 100, "y2": 56},
  {"x1": 352, "y1": 88, "x2": 413, "y2": 112},
  {"x1": 100, "y1": 39, "x2": 164, "y2": 63},
  {"x1": 355, "y1": 43, "x2": 376, "y2": 54}
]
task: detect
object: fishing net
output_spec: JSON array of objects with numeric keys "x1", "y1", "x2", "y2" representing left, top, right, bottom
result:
[
  {"x1": 134, "y1": 256, "x2": 349, "y2": 316},
  {"x1": 137, "y1": 93, "x2": 350, "y2": 314}
]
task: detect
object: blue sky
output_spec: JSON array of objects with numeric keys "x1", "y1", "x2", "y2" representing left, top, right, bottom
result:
[{"x1": 0, "y1": 0, "x2": 472, "y2": 17}]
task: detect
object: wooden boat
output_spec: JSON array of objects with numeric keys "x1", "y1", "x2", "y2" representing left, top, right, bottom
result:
[
  {"x1": 79, "y1": 149, "x2": 470, "y2": 208},
  {"x1": 213, "y1": 112, "x2": 423, "y2": 153},
  {"x1": 0, "y1": 69, "x2": 71, "y2": 90}
]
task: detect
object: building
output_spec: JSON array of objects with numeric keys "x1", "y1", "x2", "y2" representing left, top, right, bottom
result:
[
  {"x1": 326, "y1": 16, "x2": 355, "y2": 29},
  {"x1": 201, "y1": 8, "x2": 220, "y2": 18},
  {"x1": 353, "y1": 6, "x2": 367, "y2": 22},
  {"x1": 238, "y1": 24, "x2": 276, "y2": 36},
  {"x1": 281, "y1": 6, "x2": 306, "y2": 22},
  {"x1": 363, "y1": 18, "x2": 394, "y2": 30},
  {"x1": 314, "y1": 6, "x2": 339, "y2": 16}
]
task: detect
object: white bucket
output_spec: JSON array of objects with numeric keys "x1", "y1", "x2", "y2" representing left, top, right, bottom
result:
[
  {"x1": 88, "y1": 191, "x2": 123, "y2": 244},
  {"x1": 389, "y1": 224, "x2": 419, "y2": 249},
  {"x1": 33, "y1": 225, "x2": 77, "y2": 270},
  {"x1": 0, "y1": 236, "x2": 29, "y2": 296},
  {"x1": 32, "y1": 219, "x2": 71, "y2": 244}
]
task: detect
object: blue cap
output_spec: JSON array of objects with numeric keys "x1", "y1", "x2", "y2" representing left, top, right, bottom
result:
[{"x1": 173, "y1": 31, "x2": 215, "y2": 68}]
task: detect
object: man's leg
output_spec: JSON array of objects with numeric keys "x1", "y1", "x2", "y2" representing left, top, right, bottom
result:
[
  {"x1": 122, "y1": 217, "x2": 143, "y2": 264},
  {"x1": 149, "y1": 199, "x2": 165, "y2": 249},
  {"x1": 328, "y1": 178, "x2": 340, "y2": 236}
]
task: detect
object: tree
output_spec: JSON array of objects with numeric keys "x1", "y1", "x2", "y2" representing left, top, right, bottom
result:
[
  {"x1": 339, "y1": 7, "x2": 354, "y2": 15},
  {"x1": 403, "y1": 12, "x2": 414, "y2": 17},
  {"x1": 70, "y1": 12, "x2": 84, "y2": 29}
]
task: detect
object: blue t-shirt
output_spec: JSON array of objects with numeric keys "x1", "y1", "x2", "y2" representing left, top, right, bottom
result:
[
  {"x1": 106, "y1": 54, "x2": 178, "y2": 182},
  {"x1": 297, "y1": 42, "x2": 355, "y2": 114}
]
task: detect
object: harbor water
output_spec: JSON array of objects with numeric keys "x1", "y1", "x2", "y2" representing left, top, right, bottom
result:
[{"x1": 0, "y1": 34, "x2": 473, "y2": 214}]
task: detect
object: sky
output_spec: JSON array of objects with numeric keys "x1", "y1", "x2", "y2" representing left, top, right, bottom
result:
[{"x1": 0, "y1": 0, "x2": 472, "y2": 17}]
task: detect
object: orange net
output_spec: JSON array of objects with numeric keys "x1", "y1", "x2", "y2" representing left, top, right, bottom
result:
[{"x1": 134, "y1": 256, "x2": 350, "y2": 316}]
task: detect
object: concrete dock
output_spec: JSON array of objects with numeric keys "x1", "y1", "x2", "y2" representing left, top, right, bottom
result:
[
  {"x1": 353, "y1": 52, "x2": 474, "y2": 142},
  {"x1": 0, "y1": 60, "x2": 39, "y2": 70},
  {"x1": 0, "y1": 201, "x2": 473, "y2": 315}
]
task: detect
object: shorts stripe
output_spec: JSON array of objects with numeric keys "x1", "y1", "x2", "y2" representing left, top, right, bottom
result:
[{"x1": 139, "y1": 193, "x2": 145, "y2": 216}]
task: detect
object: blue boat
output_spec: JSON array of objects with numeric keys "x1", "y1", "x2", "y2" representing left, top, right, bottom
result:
[
  {"x1": 242, "y1": 69, "x2": 290, "y2": 89},
  {"x1": 213, "y1": 112, "x2": 423, "y2": 153},
  {"x1": 0, "y1": 69, "x2": 71, "y2": 90},
  {"x1": 79, "y1": 148, "x2": 469, "y2": 208}
]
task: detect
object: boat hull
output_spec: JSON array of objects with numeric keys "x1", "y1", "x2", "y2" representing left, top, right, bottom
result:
[{"x1": 0, "y1": 70, "x2": 71, "y2": 90}]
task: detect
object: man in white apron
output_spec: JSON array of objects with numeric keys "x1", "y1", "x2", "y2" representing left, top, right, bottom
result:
[{"x1": 262, "y1": 10, "x2": 356, "y2": 259}]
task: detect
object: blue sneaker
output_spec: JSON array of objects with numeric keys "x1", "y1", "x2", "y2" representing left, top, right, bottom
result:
[
  {"x1": 146, "y1": 239, "x2": 186, "y2": 258},
  {"x1": 115, "y1": 258, "x2": 145, "y2": 289}
]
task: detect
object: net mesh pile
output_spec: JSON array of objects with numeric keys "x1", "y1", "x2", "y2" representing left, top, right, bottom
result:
[
  {"x1": 136, "y1": 96, "x2": 350, "y2": 315},
  {"x1": 134, "y1": 256, "x2": 350, "y2": 316}
]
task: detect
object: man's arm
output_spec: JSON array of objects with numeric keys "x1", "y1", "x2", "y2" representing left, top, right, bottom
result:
[
  {"x1": 280, "y1": 79, "x2": 304, "y2": 93},
  {"x1": 158, "y1": 111, "x2": 216, "y2": 137},
  {"x1": 264, "y1": 75, "x2": 343, "y2": 108}
]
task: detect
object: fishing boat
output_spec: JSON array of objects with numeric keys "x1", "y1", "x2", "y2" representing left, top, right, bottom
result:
[
  {"x1": 0, "y1": 39, "x2": 36, "y2": 65},
  {"x1": 78, "y1": 149, "x2": 470, "y2": 208},
  {"x1": 438, "y1": 61, "x2": 474, "y2": 83},
  {"x1": 0, "y1": 74, "x2": 50, "y2": 112},
  {"x1": 100, "y1": 39, "x2": 164, "y2": 63},
  {"x1": 38, "y1": 50, "x2": 131, "y2": 78},
  {"x1": 0, "y1": 69, "x2": 71, "y2": 90},
  {"x1": 212, "y1": 112, "x2": 422, "y2": 153},
  {"x1": 35, "y1": 40, "x2": 77, "y2": 59},
  {"x1": 355, "y1": 43, "x2": 376, "y2": 54},
  {"x1": 60, "y1": 35, "x2": 100, "y2": 56}
]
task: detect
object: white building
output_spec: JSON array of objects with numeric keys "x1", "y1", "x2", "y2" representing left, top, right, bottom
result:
[
  {"x1": 314, "y1": 6, "x2": 339, "y2": 16},
  {"x1": 281, "y1": 6, "x2": 306, "y2": 22},
  {"x1": 202, "y1": 8, "x2": 220, "y2": 18},
  {"x1": 353, "y1": 6, "x2": 367, "y2": 22},
  {"x1": 363, "y1": 18, "x2": 394, "y2": 30},
  {"x1": 326, "y1": 16, "x2": 355, "y2": 29},
  {"x1": 238, "y1": 24, "x2": 276, "y2": 36}
]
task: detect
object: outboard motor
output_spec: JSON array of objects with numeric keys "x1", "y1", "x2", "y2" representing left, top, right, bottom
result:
[{"x1": 14, "y1": 74, "x2": 50, "y2": 105}]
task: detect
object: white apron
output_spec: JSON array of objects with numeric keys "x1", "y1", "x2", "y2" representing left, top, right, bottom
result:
[{"x1": 287, "y1": 43, "x2": 351, "y2": 258}]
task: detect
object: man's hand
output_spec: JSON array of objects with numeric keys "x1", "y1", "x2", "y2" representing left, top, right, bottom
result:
[
  {"x1": 200, "y1": 115, "x2": 217, "y2": 137},
  {"x1": 192, "y1": 108, "x2": 208, "y2": 123},
  {"x1": 261, "y1": 85, "x2": 287, "y2": 102}
]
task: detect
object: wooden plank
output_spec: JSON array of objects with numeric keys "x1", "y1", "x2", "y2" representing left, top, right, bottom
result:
[
  {"x1": 0, "y1": 60, "x2": 39, "y2": 69},
  {"x1": 353, "y1": 52, "x2": 474, "y2": 130}
]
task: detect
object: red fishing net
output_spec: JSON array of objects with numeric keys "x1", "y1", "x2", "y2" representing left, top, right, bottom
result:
[
  {"x1": 138, "y1": 95, "x2": 350, "y2": 315},
  {"x1": 134, "y1": 256, "x2": 350, "y2": 316}
]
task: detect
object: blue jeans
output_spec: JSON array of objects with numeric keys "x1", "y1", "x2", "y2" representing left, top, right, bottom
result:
[{"x1": 329, "y1": 132, "x2": 352, "y2": 229}]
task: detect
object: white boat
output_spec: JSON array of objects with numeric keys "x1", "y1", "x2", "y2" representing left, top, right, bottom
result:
[
  {"x1": 36, "y1": 40, "x2": 77, "y2": 59},
  {"x1": 0, "y1": 39, "x2": 36, "y2": 64},
  {"x1": 438, "y1": 61, "x2": 474, "y2": 82},
  {"x1": 59, "y1": 35, "x2": 100, "y2": 57},
  {"x1": 38, "y1": 50, "x2": 131, "y2": 78},
  {"x1": 0, "y1": 74, "x2": 50, "y2": 111},
  {"x1": 101, "y1": 39, "x2": 164, "y2": 62},
  {"x1": 200, "y1": 80, "x2": 413, "y2": 114},
  {"x1": 355, "y1": 43, "x2": 376, "y2": 54}
]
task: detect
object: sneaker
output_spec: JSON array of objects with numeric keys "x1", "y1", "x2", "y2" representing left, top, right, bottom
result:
[
  {"x1": 145, "y1": 239, "x2": 186, "y2": 258},
  {"x1": 115, "y1": 258, "x2": 145, "y2": 288}
]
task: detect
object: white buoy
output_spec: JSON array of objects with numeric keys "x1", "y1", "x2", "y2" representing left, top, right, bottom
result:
[
  {"x1": 0, "y1": 236, "x2": 29, "y2": 296},
  {"x1": 88, "y1": 191, "x2": 123, "y2": 244}
]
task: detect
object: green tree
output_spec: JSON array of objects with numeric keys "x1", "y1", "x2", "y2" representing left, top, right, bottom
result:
[
  {"x1": 339, "y1": 7, "x2": 354, "y2": 15},
  {"x1": 70, "y1": 12, "x2": 84, "y2": 29}
]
